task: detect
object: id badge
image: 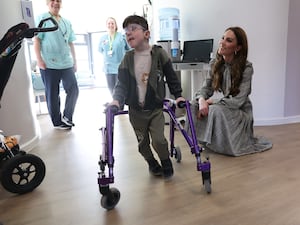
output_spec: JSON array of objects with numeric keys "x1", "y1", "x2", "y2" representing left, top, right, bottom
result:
[{"x1": 107, "y1": 50, "x2": 113, "y2": 56}]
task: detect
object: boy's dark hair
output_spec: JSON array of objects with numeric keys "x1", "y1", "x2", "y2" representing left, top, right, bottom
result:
[{"x1": 122, "y1": 15, "x2": 148, "y2": 30}]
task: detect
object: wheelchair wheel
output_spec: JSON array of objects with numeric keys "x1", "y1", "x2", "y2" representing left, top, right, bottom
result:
[{"x1": 0, "y1": 153, "x2": 46, "y2": 194}]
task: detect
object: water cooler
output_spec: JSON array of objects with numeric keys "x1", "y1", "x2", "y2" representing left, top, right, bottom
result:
[{"x1": 157, "y1": 7, "x2": 181, "y2": 62}]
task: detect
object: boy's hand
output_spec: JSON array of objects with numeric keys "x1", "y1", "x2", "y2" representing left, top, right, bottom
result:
[
  {"x1": 175, "y1": 96, "x2": 185, "y2": 105},
  {"x1": 109, "y1": 100, "x2": 120, "y2": 109}
]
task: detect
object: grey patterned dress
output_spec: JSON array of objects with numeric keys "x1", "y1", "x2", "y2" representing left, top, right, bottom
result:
[{"x1": 187, "y1": 60, "x2": 272, "y2": 156}]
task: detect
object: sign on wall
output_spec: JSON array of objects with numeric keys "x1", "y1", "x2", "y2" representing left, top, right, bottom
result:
[{"x1": 21, "y1": 0, "x2": 35, "y2": 28}]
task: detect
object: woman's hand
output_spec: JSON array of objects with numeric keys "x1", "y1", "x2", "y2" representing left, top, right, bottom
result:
[
  {"x1": 36, "y1": 59, "x2": 46, "y2": 70},
  {"x1": 197, "y1": 97, "x2": 210, "y2": 119},
  {"x1": 73, "y1": 61, "x2": 77, "y2": 73}
]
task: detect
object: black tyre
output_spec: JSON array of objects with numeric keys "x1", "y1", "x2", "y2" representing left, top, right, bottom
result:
[
  {"x1": 0, "y1": 154, "x2": 46, "y2": 194},
  {"x1": 100, "y1": 187, "x2": 121, "y2": 210},
  {"x1": 203, "y1": 179, "x2": 211, "y2": 194},
  {"x1": 175, "y1": 146, "x2": 182, "y2": 163}
]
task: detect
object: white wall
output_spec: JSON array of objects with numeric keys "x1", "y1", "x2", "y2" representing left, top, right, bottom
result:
[
  {"x1": 152, "y1": 0, "x2": 295, "y2": 125},
  {"x1": 284, "y1": 0, "x2": 300, "y2": 118},
  {"x1": 0, "y1": 0, "x2": 40, "y2": 150},
  {"x1": 32, "y1": 0, "x2": 149, "y2": 33}
]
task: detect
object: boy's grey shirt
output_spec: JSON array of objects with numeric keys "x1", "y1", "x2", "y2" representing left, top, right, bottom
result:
[{"x1": 113, "y1": 45, "x2": 182, "y2": 110}]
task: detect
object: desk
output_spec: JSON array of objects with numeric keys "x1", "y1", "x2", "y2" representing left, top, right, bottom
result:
[{"x1": 172, "y1": 62, "x2": 209, "y2": 99}]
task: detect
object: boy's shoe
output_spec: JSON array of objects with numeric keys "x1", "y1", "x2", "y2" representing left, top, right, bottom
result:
[
  {"x1": 54, "y1": 122, "x2": 72, "y2": 130},
  {"x1": 161, "y1": 158, "x2": 174, "y2": 179},
  {"x1": 146, "y1": 158, "x2": 162, "y2": 176},
  {"x1": 62, "y1": 116, "x2": 75, "y2": 127}
]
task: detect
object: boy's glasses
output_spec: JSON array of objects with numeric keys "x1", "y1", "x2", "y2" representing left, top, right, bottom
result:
[{"x1": 124, "y1": 24, "x2": 146, "y2": 33}]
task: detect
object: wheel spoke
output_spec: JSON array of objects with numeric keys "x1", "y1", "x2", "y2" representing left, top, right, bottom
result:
[
  {"x1": 17, "y1": 177, "x2": 29, "y2": 185},
  {"x1": 11, "y1": 165, "x2": 23, "y2": 175},
  {"x1": 28, "y1": 165, "x2": 37, "y2": 174},
  {"x1": 11, "y1": 163, "x2": 37, "y2": 185}
]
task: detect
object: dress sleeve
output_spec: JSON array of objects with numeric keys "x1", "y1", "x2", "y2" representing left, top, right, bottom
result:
[
  {"x1": 195, "y1": 61, "x2": 215, "y2": 100},
  {"x1": 216, "y1": 62, "x2": 253, "y2": 109}
]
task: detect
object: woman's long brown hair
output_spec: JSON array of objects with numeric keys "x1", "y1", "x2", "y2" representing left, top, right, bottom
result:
[{"x1": 212, "y1": 27, "x2": 248, "y2": 96}]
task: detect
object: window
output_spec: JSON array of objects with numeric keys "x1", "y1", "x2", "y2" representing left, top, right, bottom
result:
[{"x1": 26, "y1": 31, "x2": 107, "y2": 88}]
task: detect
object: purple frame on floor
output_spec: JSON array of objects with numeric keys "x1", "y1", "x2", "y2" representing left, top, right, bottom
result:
[{"x1": 97, "y1": 99, "x2": 212, "y2": 210}]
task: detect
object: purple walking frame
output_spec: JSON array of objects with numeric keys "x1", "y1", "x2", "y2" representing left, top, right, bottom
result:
[{"x1": 98, "y1": 99, "x2": 212, "y2": 210}]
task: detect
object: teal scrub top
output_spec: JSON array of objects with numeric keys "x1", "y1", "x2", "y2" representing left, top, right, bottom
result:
[
  {"x1": 98, "y1": 32, "x2": 130, "y2": 74},
  {"x1": 35, "y1": 12, "x2": 76, "y2": 69}
]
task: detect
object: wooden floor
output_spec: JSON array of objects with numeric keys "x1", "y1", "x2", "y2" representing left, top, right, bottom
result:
[{"x1": 1, "y1": 88, "x2": 300, "y2": 225}]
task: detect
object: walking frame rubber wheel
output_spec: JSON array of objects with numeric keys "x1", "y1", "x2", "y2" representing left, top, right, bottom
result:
[{"x1": 100, "y1": 187, "x2": 121, "y2": 210}]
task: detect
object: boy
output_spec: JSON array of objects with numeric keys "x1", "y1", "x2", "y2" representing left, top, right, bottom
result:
[{"x1": 110, "y1": 15, "x2": 185, "y2": 179}]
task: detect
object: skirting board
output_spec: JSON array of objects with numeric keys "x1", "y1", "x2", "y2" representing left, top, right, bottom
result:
[
  {"x1": 254, "y1": 115, "x2": 300, "y2": 126},
  {"x1": 20, "y1": 134, "x2": 40, "y2": 153}
]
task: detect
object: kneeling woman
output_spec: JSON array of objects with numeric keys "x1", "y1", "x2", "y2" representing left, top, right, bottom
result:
[{"x1": 189, "y1": 26, "x2": 272, "y2": 156}]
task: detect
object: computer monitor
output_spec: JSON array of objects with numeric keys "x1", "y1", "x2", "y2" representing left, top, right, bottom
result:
[{"x1": 182, "y1": 39, "x2": 213, "y2": 63}]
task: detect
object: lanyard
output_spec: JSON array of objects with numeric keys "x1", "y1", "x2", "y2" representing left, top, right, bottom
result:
[
  {"x1": 58, "y1": 18, "x2": 67, "y2": 42},
  {"x1": 108, "y1": 33, "x2": 116, "y2": 50},
  {"x1": 49, "y1": 12, "x2": 67, "y2": 43}
]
